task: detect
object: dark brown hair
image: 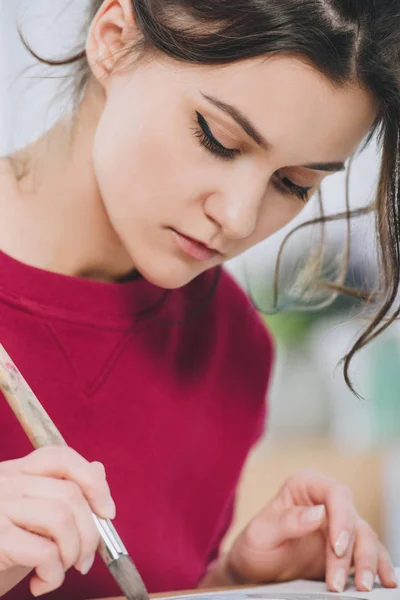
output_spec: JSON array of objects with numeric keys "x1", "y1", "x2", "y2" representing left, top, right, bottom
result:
[{"x1": 26, "y1": 0, "x2": 400, "y2": 394}]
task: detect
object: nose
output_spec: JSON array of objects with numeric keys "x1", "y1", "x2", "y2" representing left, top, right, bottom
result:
[{"x1": 203, "y1": 172, "x2": 265, "y2": 240}]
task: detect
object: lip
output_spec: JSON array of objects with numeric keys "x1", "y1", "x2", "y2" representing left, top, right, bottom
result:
[{"x1": 170, "y1": 229, "x2": 222, "y2": 262}]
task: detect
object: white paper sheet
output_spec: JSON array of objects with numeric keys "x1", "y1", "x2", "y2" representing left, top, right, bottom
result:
[{"x1": 164, "y1": 569, "x2": 400, "y2": 600}]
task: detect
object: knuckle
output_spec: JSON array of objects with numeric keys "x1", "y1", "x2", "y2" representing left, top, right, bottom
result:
[
  {"x1": 355, "y1": 537, "x2": 379, "y2": 563},
  {"x1": 49, "y1": 503, "x2": 74, "y2": 531},
  {"x1": 358, "y1": 519, "x2": 378, "y2": 540},
  {"x1": 356, "y1": 552, "x2": 377, "y2": 568},
  {"x1": 24, "y1": 447, "x2": 56, "y2": 469},
  {"x1": 63, "y1": 481, "x2": 84, "y2": 504},
  {"x1": 35, "y1": 446, "x2": 80, "y2": 465},
  {"x1": 291, "y1": 468, "x2": 319, "y2": 481},
  {"x1": 283, "y1": 469, "x2": 313, "y2": 489},
  {"x1": 0, "y1": 515, "x2": 12, "y2": 536},
  {"x1": 56, "y1": 446, "x2": 80, "y2": 464},
  {"x1": 332, "y1": 482, "x2": 353, "y2": 500},
  {"x1": 40, "y1": 543, "x2": 60, "y2": 566},
  {"x1": 288, "y1": 468, "x2": 334, "y2": 486},
  {"x1": 31, "y1": 447, "x2": 54, "y2": 460}
]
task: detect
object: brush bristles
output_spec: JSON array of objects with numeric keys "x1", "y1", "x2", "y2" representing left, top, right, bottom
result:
[{"x1": 108, "y1": 555, "x2": 149, "y2": 600}]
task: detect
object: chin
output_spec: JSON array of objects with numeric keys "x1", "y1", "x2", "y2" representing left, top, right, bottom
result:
[{"x1": 134, "y1": 259, "x2": 204, "y2": 290}]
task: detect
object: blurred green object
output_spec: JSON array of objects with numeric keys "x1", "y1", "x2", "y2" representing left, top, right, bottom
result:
[
  {"x1": 263, "y1": 312, "x2": 314, "y2": 347},
  {"x1": 262, "y1": 291, "x2": 361, "y2": 348},
  {"x1": 254, "y1": 259, "x2": 367, "y2": 348},
  {"x1": 369, "y1": 336, "x2": 400, "y2": 443}
]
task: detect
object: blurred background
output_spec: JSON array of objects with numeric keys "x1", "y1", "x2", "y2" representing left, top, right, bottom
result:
[{"x1": 2, "y1": 0, "x2": 400, "y2": 568}]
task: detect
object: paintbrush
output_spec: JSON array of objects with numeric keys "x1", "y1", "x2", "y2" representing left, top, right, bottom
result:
[{"x1": 0, "y1": 343, "x2": 149, "y2": 600}]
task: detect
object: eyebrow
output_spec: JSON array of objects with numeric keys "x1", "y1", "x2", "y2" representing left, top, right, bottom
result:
[
  {"x1": 202, "y1": 93, "x2": 268, "y2": 149},
  {"x1": 201, "y1": 92, "x2": 346, "y2": 173},
  {"x1": 302, "y1": 161, "x2": 346, "y2": 172}
]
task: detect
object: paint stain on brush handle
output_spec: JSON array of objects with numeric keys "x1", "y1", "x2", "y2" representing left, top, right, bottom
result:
[{"x1": 0, "y1": 345, "x2": 66, "y2": 449}]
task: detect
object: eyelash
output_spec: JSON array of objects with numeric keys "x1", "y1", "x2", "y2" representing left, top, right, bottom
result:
[
  {"x1": 273, "y1": 172, "x2": 312, "y2": 203},
  {"x1": 193, "y1": 111, "x2": 312, "y2": 203},
  {"x1": 194, "y1": 111, "x2": 240, "y2": 160}
]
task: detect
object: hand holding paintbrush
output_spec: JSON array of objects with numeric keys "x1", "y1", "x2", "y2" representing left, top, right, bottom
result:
[{"x1": 0, "y1": 344, "x2": 149, "y2": 600}]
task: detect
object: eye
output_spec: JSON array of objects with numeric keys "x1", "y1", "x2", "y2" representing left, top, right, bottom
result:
[
  {"x1": 273, "y1": 170, "x2": 312, "y2": 203},
  {"x1": 193, "y1": 112, "x2": 241, "y2": 161}
]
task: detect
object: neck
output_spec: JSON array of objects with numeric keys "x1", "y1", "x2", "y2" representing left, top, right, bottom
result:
[{"x1": 0, "y1": 89, "x2": 135, "y2": 282}]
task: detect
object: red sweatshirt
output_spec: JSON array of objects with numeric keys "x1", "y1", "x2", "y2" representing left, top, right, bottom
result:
[{"x1": 0, "y1": 249, "x2": 274, "y2": 600}]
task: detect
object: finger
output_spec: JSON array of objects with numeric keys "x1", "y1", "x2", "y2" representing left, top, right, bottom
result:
[
  {"x1": 281, "y1": 505, "x2": 327, "y2": 541},
  {"x1": 286, "y1": 471, "x2": 356, "y2": 558},
  {"x1": 323, "y1": 484, "x2": 356, "y2": 593},
  {"x1": 325, "y1": 484, "x2": 357, "y2": 559},
  {"x1": 0, "y1": 519, "x2": 65, "y2": 596},
  {"x1": 249, "y1": 505, "x2": 326, "y2": 547},
  {"x1": 377, "y1": 544, "x2": 398, "y2": 589},
  {"x1": 3, "y1": 474, "x2": 100, "y2": 573},
  {"x1": 91, "y1": 461, "x2": 106, "y2": 477},
  {"x1": 285, "y1": 469, "x2": 336, "y2": 505},
  {"x1": 325, "y1": 527, "x2": 355, "y2": 593},
  {"x1": 0, "y1": 498, "x2": 81, "y2": 573},
  {"x1": 0, "y1": 448, "x2": 115, "y2": 519},
  {"x1": 352, "y1": 519, "x2": 379, "y2": 592}
]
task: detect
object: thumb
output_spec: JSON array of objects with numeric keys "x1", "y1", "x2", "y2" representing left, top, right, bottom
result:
[
  {"x1": 248, "y1": 505, "x2": 326, "y2": 547},
  {"x1": 262, "y1": 504, "x2": 326, "y2": 546}
]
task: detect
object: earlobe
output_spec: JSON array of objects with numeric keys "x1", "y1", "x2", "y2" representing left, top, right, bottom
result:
[{"x1": 85, "y1": 0, "x2": 136, "y2": 87}]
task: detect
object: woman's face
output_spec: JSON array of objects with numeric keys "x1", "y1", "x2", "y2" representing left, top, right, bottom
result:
[{"x1": 90, "y1": 17, "x2": 378, "y2": 288}]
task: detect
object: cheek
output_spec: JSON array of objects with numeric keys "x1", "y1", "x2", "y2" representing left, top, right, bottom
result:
[
  {"x1": 231, "y1": 192, "x2": 308, "y2": 258},
  {"x1": 255, "y1": 193, "x2": 307, "y2": 242},
  {"x1": 92, "y1": 102, "x2": 199, "y2": 223},
  {"x1": 92, "y1": 112, "x2": 159, "y2": 219}
]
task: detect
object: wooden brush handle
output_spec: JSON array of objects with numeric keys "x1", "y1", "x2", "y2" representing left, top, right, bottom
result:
[
  {"x1": 0, "y1": 345, "x2": 66, "y2": 449},
  {"x1": 0, "y1": 345, "x2": 116, "y2": 564},
  {"x1": 0, "y1": 344, "x2": 149, "y2": 600}
]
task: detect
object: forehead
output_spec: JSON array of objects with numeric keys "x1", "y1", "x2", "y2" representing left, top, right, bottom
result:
[{"x1": 193, "y1": 55, "x2": 378, "y2": 164}]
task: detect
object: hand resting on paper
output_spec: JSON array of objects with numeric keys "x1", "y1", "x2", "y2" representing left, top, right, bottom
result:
[
  {"x1": 0, "y1": 447, "x2": 115, "y2": 597},
  {"x1": 201, "y1": 469, "x2": 397, "y2": 594}
]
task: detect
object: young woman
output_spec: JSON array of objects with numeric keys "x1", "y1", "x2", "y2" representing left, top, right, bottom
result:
[{"x1": 0, "y1": 1, "x2": 399, "y2": 598}]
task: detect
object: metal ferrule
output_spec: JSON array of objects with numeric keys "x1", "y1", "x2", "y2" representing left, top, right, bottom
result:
[{"x1": 93, "y1": 515, "x2": 129, "y2": 562}]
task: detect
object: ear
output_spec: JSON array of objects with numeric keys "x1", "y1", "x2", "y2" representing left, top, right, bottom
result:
[{"x1": 86, "y1": 0, "x2": 137, "y2": 87}]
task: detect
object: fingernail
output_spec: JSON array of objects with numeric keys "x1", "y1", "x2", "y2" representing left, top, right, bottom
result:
[
  {"x1": 381, "y1": 550, "x2": 397, "y2": 586},
  {"x1": 335, "y1": 530, "x2": 350, "y2": 557},
  {"x1": 81, "y1": 554, "x2": 95, "y2": 575},
  {"x1": 303, "y1": 505, "x2": 325, "y2": 524},
  {"x1": 104, "y1": 498, "x2": 116, "y2": 520},
  {"x1": 332, "y1": 568, "x2": 346, "y2": 593},
  {"x1": 361, "y1": 570, "x2": 374, "y2": 592}
]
